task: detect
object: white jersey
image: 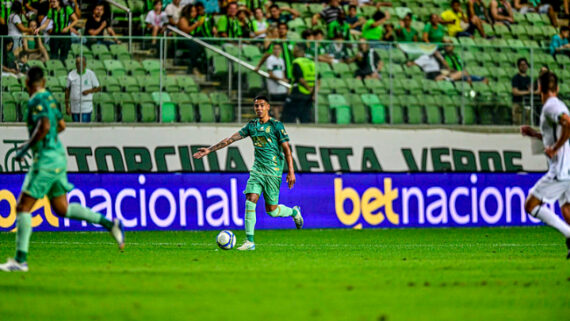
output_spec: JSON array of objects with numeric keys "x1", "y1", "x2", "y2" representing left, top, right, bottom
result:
[{"x1": 540, "y1": 96, "x2": 570, "y2": 180}]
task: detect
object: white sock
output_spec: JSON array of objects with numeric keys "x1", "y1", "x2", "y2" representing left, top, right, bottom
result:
[{"x1": 531, "y1": 205, "x2": 570, "y2": 238}]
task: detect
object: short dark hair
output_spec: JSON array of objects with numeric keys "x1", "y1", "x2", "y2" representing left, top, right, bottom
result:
[
  {"x1": 269, "y1": 4, "x2": 279, "y2": 10},
  {"x1": 301, "y1": 29, "x2": 313, "y2": 39},
  {"x1": 296, "y1": 43, "x2": 307, "y2": 52},
  {"x1": 348, "y1": 4, "x2": 356, "y2": 10},
  {"x1": 406, "y1": 12, "x2": 413, "y2": 19},
  {"x1": 27, "y1": 67, "x2": 45, "y2": 85},
  {"x1": 373, "y1": 10, "x2": 386, "y2": 21},
  {"x1": 254, "y1": 95, "x2": 269, "y2": 103},
  {"x1": 561, "y1": 26, "x2": 570, "y2": 33},
  {"x1": 539, "y1": 71, "x2": 558, "y2": 95},
  {"x1": 517, "y1": 57, "x2": 528, "y2": 67},
  {"x1": 312, "y1": 29, "x2": 324, "y2": 36},
  {"x1": 451, "y1": 0, "x2": 460, "y2": 5},
  {"x1": 195, "y1": 2, "x2": 204, "y2": 8},
  {"x1": 278, "y1": 22, "x2": 288, "y2": 29}
]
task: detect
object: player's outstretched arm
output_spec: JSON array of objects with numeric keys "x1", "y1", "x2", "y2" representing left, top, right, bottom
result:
[
  {"x1": 193, "y1": 131, "x2": 244, "y2": 159},
  {"x1": 282, "y1": 142, "x2": 296, "y2": 189},
  {"x1": 545, "y1": 114, "x2": 570, "y2": 158},
  {"x1": 520, "y1": 125, "x2": 542, "y2": 140},
  {"x1": 15, "y1": 117, "x2": 50, "y2": 161}
]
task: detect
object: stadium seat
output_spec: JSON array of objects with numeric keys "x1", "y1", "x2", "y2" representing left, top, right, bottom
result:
[
  {"x1": 316, "y1": 94, "x2": 330, "y2": 124},
  {"x1": 170, "y1": 92, "x2": 195, "y2": 122},
  {"x1": 213, "y1": 56, "x2": 229, "y2": 78},
  {"x1": 332, "y1": 63, "x2": 352, "y2": 78},
  {"x1": 328, "y1": 94, "x2": 351, "y2": 124},
  {"x1": 2, "y1": 76, "x2": 22, "y2": 92},
  {"x1": 71, "y1": 44, "x2": 92, "y2": 58},
  {"x1": 135, "y1": 93, "x2": 156, "y2": 123},
  {"x1": 317, "y1": 62, "x2": 335, "y2": 79},
  {"x1": 120, "y1": 76, "x2": 141, "y2": 92},
  {"x1": 1, "y1": 93, "x2": 18, "y2": 122},
  {"x1": 329, "y1": 78, "x2": 350, "y2": 94},
  {"x1": 142, "y1": 59, "x2": 162, "y2": 76},
  {"x1": 101, "y1": 75, "x2": 121, "y2": 92},
  {"x1": 113, "y1": 92, "x2": 136, "y2": 122},
  {"x1": 190, "y1": 92, "x2": 211, "y2": 104},
  {"x1": 198, "y1": 103, "x2": 215, "y2": 122},
  {"x1": 425, "y1": 106, "x2": 442, "y2": 124},
  {"x1": 346, "y1": 78, "x2": 368, "y2": 94},
  {"x1": 46, "y1": 76, "x2": 64, "y2": 92},
  {"x1": 389, "y1": 106, "x2": 404, "y2": 124},
  {"x1": 12, "y1": 91, "x2": 30, "y2": 120},
  {"x1": 142, "y1": 77, "x2": 161, "y2": 92},
  {"x1": 109, "y1": 44, "x2": 131, "y2": 61},
  {"x1": 406, "y1": 106, "x2": 423, "y2": 124},
  {"x1": 177, "y1": 77, "x2": 199, "y2": 93},
  {"x1": 104, "y1": 60, "x2": 126, "y2": 77},
  {"x1": 363, "y1": 78, "x2": 382, "y2": 92},
  {"x1": 46, "y1": 60, "x2": 67, "y2": 77},
  {"x1": 123, "y1": 60, "x2": 145, "y2": 77},
  {"x1": 92, "y1": 44, "x2": 113, "y2": 60},
  {"x1": 28, "y1": 60, "x2": 46, "y2": 70},
  {"x1": 242, "y1": 45, "x2": 262, "y2": 62},
  {"x1": 94, "y1": 93, "x2": 115, "y2": 122},
  {"x1": 164, "y1": 77, "x2": 180, "y2": 93},
  {"x1": 246, "y1": 72, "x2": 263, "y2": 94},
  {"x1": 461, "y1": 105, "x2": 476, "y2": 125}
]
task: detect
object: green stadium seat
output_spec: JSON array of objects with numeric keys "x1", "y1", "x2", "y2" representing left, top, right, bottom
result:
[
  {"x1": 425, "y1": 105, "x2": 441, "y2": 124},
  {"x1": 223, "y1": 44, "x2": 240, "y2": 57},
  {"x1": 109, "y1": 44, "x2": 131, "y2": 61},
  {"x1": 71, "y1": 44, "x2": 92, "y2": 58},
  {"x1": 46, "y1": 76, "x2": 64, "y2": 92},
  {"x1": 389, "y1": 105, "x2": 404, "y2": 124},
  {"x1": 363, "y1": 78, "x2": 382, "y2": 92},
  {"x1": 213, "y1": 56, "x2": 228, "y2": 78},
  {"x1": 94, "y1": 93, "x2": 115, "y2": 122},
  {"x1": 346, "y1": 78, "x2": 368, "y2": 94},
  {"x1": 316, "y1": 94, "x2": 330, "y2": 124},
  {"x1": 332, "y1": 63, "x2": 352, "y2": 78},
  {"x1": 1, "y1": 93, "x2": 18, "y2": 122},
  {"x1": 525, "y1": 12, "x2": 543, "y2": 25},
  {"x1": 327, "y1": 78, "x2": 349, "y2": 94},
  {"x1": 406, "y1": 106, "x2": 423, "y2": 124},
  {"x1": 120, "y1": 76, "x2": 141, "y2": 92},
  {"x1": 317, "y1": 62, "x2": 335, "y2": 79},
  {"x1": 103, "y1": 60, "x2": 126, "y2": 77},
  {"x1": 287, "y1": 18, "x2": 306, "y2": 32},
  {"x1": 142, "y1": 77, "x2": 161, "y2": 92},
  {"x1": 2, "y1": 76, "x2": 22, "y2": 92},
  {"x1": 198, "y1": 103, "x2": 215, "y2": 122},
  {"x1": 142, "y1": 59, "x2": 162, "y2": 76},
  {"x1": 443, "y1": 106, "x2": 460, "y2": 124},
  {"x1": 135, "y1": 93, "x2": 156, "y2": 123},
  {"x1": 170, "y1": 92, "x2": 195, "y2": 122},
  {"x1": 510, "y1": 25, "x2": 528, "y2": 40},
  {"x1": 246, "y1": 72, "x2": 263, "y2": 93},
  {"x1": 92, "y1": 44, "x2": 113, "y2": 60},
  {"x1": 123, "y1": 60, "x2": 145, "y2": 77},
  {"x1": 242, "y1": 45, "x2": 262, "y2": 62},
  {"x1": 190, "y1": 92, "x2": 211, "y2": 104},
  {"x1": 113, "y1": 92, "x2": 136, "y2": 122},
  {"x1": 461, "y1": 105, "x2": 476, "y2": 124},
  {"x1": 12, "y1": 91, "x2": 30, "y2": 120},
  {"x1": 28, "y1": 60, "x2": 46, "y2": 70},
  {"x1": 328, "y1": 94, "x2": 351, "y2": 124},
  {"x1": 494, "y1": 24, "x2": 511, "y2": 38},
  {"x1": 100, "y1": 75, "x2": 121, "y2": 92},
  {"x1": 177, "y1": 77, "x2": 199, "y2": 93},
  {"x1": 164, "y1": 77, "x2": 180, "y2": 93},
  {"x1": 46, "y1": 60, "x2": 67, "y2": 77}
]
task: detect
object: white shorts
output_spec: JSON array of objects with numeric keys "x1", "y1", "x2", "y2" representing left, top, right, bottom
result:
[{"x1": 530, "y1": 175, "x2": 570, "y2": 206}]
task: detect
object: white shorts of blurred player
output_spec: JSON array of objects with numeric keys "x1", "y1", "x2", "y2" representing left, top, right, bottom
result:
[{"x1": 530, "y1": 175, "x2": 570, "y2": 207}]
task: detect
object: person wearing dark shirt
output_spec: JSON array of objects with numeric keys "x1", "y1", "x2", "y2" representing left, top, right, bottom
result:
[
  {"x1": 85, "y1": 2, "x2": 120, "y2": 47},
  {"x1": 512, "y1": 57, "x2": 539, "y2": 124},
  {"x1": 346, "y1": 4, "x2": 365, "y2": 34},
  {"x1": 266, "y1": 4, "x2": 299, "y2": 25},
  {"x1": 312, "y1": 0, "x2": 344, "y2": 26},
  {"x1": 351, "y1": 39, "x2": 382, "y2": 79},
  {"x1": 442, "y1": 44, "x2": 487, "y2": 84},
  {"x1": 396, "y1": 13, "x2": 418, "y2": 42},
  {"x1": 37, "y1": 0, "x2": 79, "y2": 61}
]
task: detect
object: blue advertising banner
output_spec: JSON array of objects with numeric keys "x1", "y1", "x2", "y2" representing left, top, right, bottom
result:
[{"x1": 0, "y1": 173, "x2": 553, "y2": 232}]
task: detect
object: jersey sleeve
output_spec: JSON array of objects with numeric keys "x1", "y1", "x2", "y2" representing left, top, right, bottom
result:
[
  {"x1": 239, "y1": 122, "x2": 251, "y2": 138},
  {"x1": 30, "y1": 99, "x2": 50, "y2": 124},
  {"x1": 544, "y1": 101, "x2": 569, "y2": 124},
  {"x1": 91, "y1": 71, "x2": 100, "y2": 88},
  {"x1": 275, "y1": 122, "x2": 290, "y2": 143},
  {"x1": 47, "y1": 9, "x2": 53, "y2": 20},
  {"x1": 66, "y1": 6, "x2": 74, "y2": 17}
]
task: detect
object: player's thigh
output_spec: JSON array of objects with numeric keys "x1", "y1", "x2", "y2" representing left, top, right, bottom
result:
[
  {"x1": 261, "y1": 175, "x2": 282, "y2": 206},
  {"x1": 244, "y1": 173, "x2": 263, "y2": 201},
  {"x1": 530, "y1": 176, "x2": 570, "y2": 204},
  {"x1": 47, "y1": 172, "x2": 74, "y2": 200},
  {"x1": 50, "y1": 194, "x2": 69, "y2": 217},
  {"x1": 20, "y1": 168, "x2": 57, "y2": 201}
]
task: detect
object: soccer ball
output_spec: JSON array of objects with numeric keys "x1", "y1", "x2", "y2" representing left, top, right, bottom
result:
[{"x1": 216, "y1": 230, "x2": 236, "y2": 250}]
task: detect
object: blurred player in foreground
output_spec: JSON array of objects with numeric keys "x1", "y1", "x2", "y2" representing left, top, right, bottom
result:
[
  {"x1": 521, "y1": 71, "x2": 570, "y2": 259},
  {"x1": 0, "y1": 67, "x2": 125, "y2": 272},
  {"x1": 193, "y1": 96, "x2": 303, "y2": 250}
]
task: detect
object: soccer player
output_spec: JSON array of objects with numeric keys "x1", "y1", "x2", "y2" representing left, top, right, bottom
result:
[
  {"x1": 520, "y1": 71, "x2": 570, "y2": 259},
  {"x1": 193, "y1": 96, "x2": 303, "y2": 251},
  {"x1": 0, "y1": 67, "x2": 125, "y2": 272}
]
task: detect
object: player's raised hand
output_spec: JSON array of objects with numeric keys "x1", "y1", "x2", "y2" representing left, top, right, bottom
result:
[
  {"x1": 286, "y1": 172, "x2": 296, "y2": 189},
  {"x1": 193, "y1": 148, "x2": 210, "y2": 159}
]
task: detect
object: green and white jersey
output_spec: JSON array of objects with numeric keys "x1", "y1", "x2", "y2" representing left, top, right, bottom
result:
[
  {"x1": 26, "y1": 89, "x2": 66, "y2": 170},
  {"x1": 239, "y1": 118, "x2": 290, "y2": 177}
]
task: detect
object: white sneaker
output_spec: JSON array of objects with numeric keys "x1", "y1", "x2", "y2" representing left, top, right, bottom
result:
[
  {"x1": 293, "y1": 206, "x2": 303, "y2": 229},
  {"x1": 111, "y1": 219, "x2": 125, "y2": 251},
  {"x1": 0, "y1": 258, "x2": 29, "y2": 272},
  {"x1": 237, "y1": 240, "x2": 255, "y2": 251}
]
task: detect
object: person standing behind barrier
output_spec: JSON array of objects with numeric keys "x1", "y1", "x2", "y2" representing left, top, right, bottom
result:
[
  {"x1": 283, "y1": 44, "x2": 315, "y2": 123},
  {"x1": 65, "y1": 56, "x2": 101, "y2": 123},
  {"x1": 36, "y1": 0, "x2": 78, "y2": 61},
  {"x1": 178, "y1": 4, "x2": 206, "y2": 77},
  {"x1": 85, "y1": 2, "x2": 121, "y2": 47},
  {"x1": 265, "y1": 43, "x2": 288, "y2": 118},
  {"x1": 7, "y1": 1, "x2": 34, "y2": 51}
]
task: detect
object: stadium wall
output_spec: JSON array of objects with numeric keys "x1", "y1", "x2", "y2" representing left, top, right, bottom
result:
[
  {"x1": 0, "y1": 125, "x2": 546, "y2": 173},
  {"x1": 0, "y1": 173, "x2": 551, "y2": 232}
]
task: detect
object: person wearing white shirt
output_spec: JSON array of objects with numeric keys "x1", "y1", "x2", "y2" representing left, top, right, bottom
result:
[
  {"x1": 264, "y1": 43, "x2": 289, "y2": 120},
  {"x1": 165, "y1": 0, "x2": 182, "y2": 25},
  {"x1": 65, "y1": 57, "x2": 101, "y2": 123},
  {"x1": 521, "y1": 71, "x2": 570, "y2": 259},
  {"x1": 7, "y1": 1, "x2": 34, "y2": 50},
  {"x1": 146, "y1": 0, "x2": 168, "y2": 45}
]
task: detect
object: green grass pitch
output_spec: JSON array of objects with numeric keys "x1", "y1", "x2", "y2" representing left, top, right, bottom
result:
[{"x1": 0, "y1": 227, "x2": 568, "y2": 321}]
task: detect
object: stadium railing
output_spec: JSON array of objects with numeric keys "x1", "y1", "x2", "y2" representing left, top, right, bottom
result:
[{"x1": 1, "y1": 34, "x2": 567, "y2": 126}]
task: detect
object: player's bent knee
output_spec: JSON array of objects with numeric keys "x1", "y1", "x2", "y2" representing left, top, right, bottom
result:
[
  {"x1": 246, "y1": 194, "x2": 259, "y2": 203},
  {"x1": 266, "y1": 204, "x2": 278, "y2": 216},
  {"x1": 524, "y1": 195, "x2": 541, "y2": 214}
]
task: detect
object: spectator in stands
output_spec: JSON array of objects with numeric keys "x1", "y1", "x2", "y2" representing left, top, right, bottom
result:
[
  {"x1": 256, "y1": 23, "x2": 294, "y2": 80},
  {"x1": 511, "y1": 57, "x2": 539, "y2": 124},
  {"x1": 346, "y1": 4, "x2": 365, "y2": 36},
  {"x1": 396, "y1": 13, "x2": 418, "y2": 42},
  {"x1": 283, "y1": 44, "x2": 315, "y2": 123},
  {"x1": 262, "y1": 25, "x2": 278, "y2": 53},
  {"x1": 25, "y1": 0, "x2": 50, "y2": 22},
  {"x1": 7, "y1": 1, "x2": 35, "y2": 51},
  {"x1": 85, "y1": 2, "x2": 121, "y2": 47},
  {"x1": 328, "y1": 10, "x2": 350, "y2": 40},
  {"x1": 489, "y1": 0, "x2": 514, "y2": 25},
  {"x1": 352, "y1": 39, "x2": 382, "y2": 80},
  {"x1": 550, "y1": 26, "x2": 570, "y2": 56},
  {"x1": 37, "y1": 0, "x2": 79, "y2": 61},
  {"x1": 361, "y1": 10, "x2": 389, "y2": 41},
  {"x1": 64, "y1": 0, "x2": 80, "y2": 18},
  {"x1": 1, "y1": 38, "x2": 20, "y2": 76},
  {"x1": 217, "y1": 2, "x2": 239, "y2": 37},
  {"x1": 267, "y1": 4, "x2": 299, "y2": 25},
  {"x1": 146, "y1": 0, "x2": 168, "y2": 46},
  {"x1": 22, "y1": 20, "x2": 49, "y2": 62},
  {"x1": 326, "y1": 32, "x2": 351, "y2": 62},
  {"x1": 0, "y1": 3, "x2": 6, "y2": 36},
  {"x1": 178, "y1": 4, "x2": 206, "y2": 77},
  {"x1": 422, "y1": 13, "x2": 446, "y2": 43},
  {"x1": 513, "y1": 0, "x2": 568, "y2": 27},
  {"x1": 406, "y1": 51, "x2": 463, "y2": 81},
  {"x1": 252, "y1": 7, "x2": 268, "y2": 39},
  {"x1": 382, "y1": 23, "x2": 395, "y2": 41},
  {"x1": 264, "y1": 43, "x2": 289, "y2": 112},
  {"x1": 237, "y1": 8, "x2": 252, "y2": 38},
  {"x1": 441, "y1": 0, "x2": 487, "y2": 38},
  {"x1": 468, "y1": 0, "x2": 492, "y2": 25},
  {"x1": 312, "y1": 0, "x2": 344, "y2": 26},
  {"x1": 301, "y1": 29, "x2": 316, "y2": 58},
  {"x1": 165, "y1": 0, "x2": 183, "y2": 26},
  {"x1": 312, "y1": 29, "x2": 331, "y2": 62},
  {"x1": 195, "y1": 2, "x2": 215, "y2": 37},
  {"x1": 442, "y1": 44, "x2": 488, "y2": 84},
  {"x1": 65, "y1": 56, "x2": 101, "y2": 123}
]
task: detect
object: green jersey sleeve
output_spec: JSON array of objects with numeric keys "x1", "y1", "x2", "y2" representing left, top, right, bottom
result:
[
  {"x1": 66, "y1": 5, "x2": 74, "y2": 17},
  {"x1": 217, "y1": 16, "x2": 228, "y2": 33},
  {"x1": 239, "y1": 122, "x2": 251, "y2": 138},
  {"x1": 47, "y1": 8, "x2": 53, "y2": 20},
  {"x1": 30, "y1": 99, "x2": 50, "y2": 124},
  {"x1": 275, "y1": 122, "x2": 289, "y2": 144}
]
